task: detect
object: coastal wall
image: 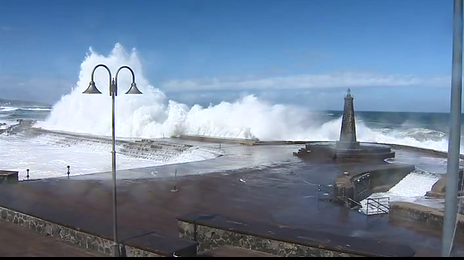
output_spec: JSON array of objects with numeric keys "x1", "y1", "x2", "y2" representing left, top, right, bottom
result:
[
  {"x1": 173, "y1": 135, "x2": 260, "y2": 145},
  {"x1": 173, "y1": 135, "x2": 458, "y2": 159},
  {"x1": 178, "y1": 213, "x2": 415, "y2": 257},
  {"x1": 426, "y1": 170, "x2": 464, "y2": 199},
  {"x1": 28, "y1": 129, "x2": 460, "y2": 160},
  {"x1": 0, "y1": 206, "x2": 197, "y2": 257},
  {"x1": 333, "y1": 164, "x2": 415, "y2": 207},
  {"x1": 368, "y1": 164, "x2": 416, "y2": 193},
  {"x1": 0, "y1": 171, "x2": 19, "y2": 184},
  {"x1": 390, "y1": 202, "x2": 464, "y2": 232}
]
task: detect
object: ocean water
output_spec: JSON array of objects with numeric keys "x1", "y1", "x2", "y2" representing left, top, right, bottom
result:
[
  {"x1": 1, "y1": 106, "x2": 460, "y2": 151},
  {"x1": 0, "y1": 44, "x2": 459, "y2": 209}
]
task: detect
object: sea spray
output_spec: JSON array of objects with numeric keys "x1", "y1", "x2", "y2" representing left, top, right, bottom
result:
[{"x1": 37, "y1": 43, "x2": 457, "y2": 152}]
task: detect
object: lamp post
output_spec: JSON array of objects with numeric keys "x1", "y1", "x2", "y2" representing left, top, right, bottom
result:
[
  {"x1": 83, "y1": 64, "x2": 143, "y2": 257},
  {"x1": 442, "y1": 0, "x2": 463, "y2": 257}
]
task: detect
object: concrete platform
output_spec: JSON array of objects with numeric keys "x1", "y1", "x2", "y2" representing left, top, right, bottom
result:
[{"x1": 0, "y1": 139, "x2": 463, "y2": 257}]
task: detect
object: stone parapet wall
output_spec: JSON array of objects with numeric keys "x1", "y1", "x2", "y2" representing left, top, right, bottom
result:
[
  {"x1": 178, "y1": 213, "x2": 416, "y2": 257},
  {"x1": 0, "y1": 206, "x2": 163, "y2": 257},
  {"x1": 390, "y1": 202, "x2": 464, "y2": 231},
  {"x1": 0, "y1": 171, "x2": 18, "y2": 184},
  {"x1": 178, "y1": 221, "x2": 359, "y2": 257},
  {"x1": 333, "y1": 164, "x2": 415, "y2": 208}
]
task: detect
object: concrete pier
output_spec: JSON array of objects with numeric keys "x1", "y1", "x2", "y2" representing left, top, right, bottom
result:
[{"x1": 0, "y1": 141, "x2": 462, "y2": 256}]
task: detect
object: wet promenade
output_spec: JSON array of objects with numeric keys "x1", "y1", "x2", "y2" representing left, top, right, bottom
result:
[{"x1": 0, "y1": 139, "x2": 463, "y2": 256}]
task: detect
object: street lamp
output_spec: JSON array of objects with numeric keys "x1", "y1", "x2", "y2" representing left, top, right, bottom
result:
[
  {"x1": 83, "y1": 64, "x2": 143, "y2": 257},
  {"x1": 443, "y1": 0, "x2": 463, "y2": 257}
]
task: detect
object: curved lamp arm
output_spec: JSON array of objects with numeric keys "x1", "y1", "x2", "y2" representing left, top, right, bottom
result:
[
  {"x1": 115, "y1": 65, "x2": 136, "y2": 84},
  {"x1": 83, "y1": 64, "x2": 113, "y2": 95},
  {"x1": 115, "y1": 65, "x2": 143, "y2": 95}
]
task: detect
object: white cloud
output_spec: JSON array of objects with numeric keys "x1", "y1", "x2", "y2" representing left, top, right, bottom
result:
[
  {"x1": 160, "y1": 72, "x2": 449, "y2": 92},
  {"x1": 0, "y1": 70, "x2": 451, "y2": 109}
]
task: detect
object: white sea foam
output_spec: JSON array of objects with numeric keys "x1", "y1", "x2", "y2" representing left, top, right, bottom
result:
[
  {"x1": 0, "y1": 107, "x2": 19, "y2": 112},
  {"x1": 359, "y1": 169, "x2": 441, "y2": 214},
  {"x1": 0, "y1": 133, "x2": 220, "y2": 180},
  {"x1": 35, "y1": 43, "x2": 457, "y2": 153}
]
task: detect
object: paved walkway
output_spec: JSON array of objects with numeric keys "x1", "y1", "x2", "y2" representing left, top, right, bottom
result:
[
  {"x1": 0, "y1": 142, "x2": 462, "y2": 256},
  {"x1": 0, "y1": 220, "x2": 105, "y2": 257}
]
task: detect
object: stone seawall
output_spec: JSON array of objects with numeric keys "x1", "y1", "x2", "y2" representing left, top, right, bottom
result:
[
  {"x1": 333, "y1": 163, "x2": 415, "y2": 208},
  {"x1": 173, "y1": 135, "x2": 460, "y2": 159},
  {"x1": 0, "y1": 206, "x2": 166, "y2": 257},
  {"x1": 179, "y1": 222, "x2": 360, "y2": 257},
  {"x1": 390, "y1": 202, "x2": 464, "y2": 232},
  {"x1": 178, "y1": 213, "x2": 416, "y2": 257}
]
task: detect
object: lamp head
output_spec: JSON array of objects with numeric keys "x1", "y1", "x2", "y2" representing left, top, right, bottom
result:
[
  {"x1": 125, "y1": 82, "x2": 143, "y2": 95},
  {"x1": 83, "y1": 81, "x2": 102, "y2": 94}
]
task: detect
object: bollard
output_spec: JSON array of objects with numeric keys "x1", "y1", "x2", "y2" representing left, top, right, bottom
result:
[
  {"x1": 171, "y1": 169, "x2": 178, "y2": 192},
  {"x1": 26, "y1": 169, "x2": 30, "y2": 180},
  {"x1": 67, "y1": 165, "x2": 70, "y2": 177}
]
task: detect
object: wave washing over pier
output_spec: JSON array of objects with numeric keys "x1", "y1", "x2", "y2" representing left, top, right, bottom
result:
[
  {"x1": 0, "y1": 127, "x2": 224, "y2": 178},
  {"x1": 0, "y1": 43, "x2": 460, "y2": 212},
  {"x1": 30, "y1": 44, "x2": 457, "y2": 149}
]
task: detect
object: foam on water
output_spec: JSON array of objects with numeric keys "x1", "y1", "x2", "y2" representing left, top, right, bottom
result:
[
  {"x1": 359, "y1": 169, "x2": 441, "y2": 214},
  {"x1": 383, "y1": 169, "x2": 440, "y2": 199},
  {"x1": 0, "y1": 106, "x2": 51, "y2": 112},
  {"x1": 0, "y1": 133, "x2": 219, "y2": 180},
  {"x1": 36, "y1": 43, "x2": 456, "y2": 153},
  {"x1": 0, "y1": 107, "x2": 19, "y2": 112}
]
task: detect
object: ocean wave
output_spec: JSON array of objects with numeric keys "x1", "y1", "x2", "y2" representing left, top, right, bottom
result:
[
  {"x1": 381, "y1": 127, "x2": 447, "y2": 142},
  {"x1": 0, "y1": 106, "x2": 18, "y2": 112},
  {"x1": 0, "y1": 106, "x2": 51, "y2": 112},
  {"x1": 0, "y1": 106, "x2": 51, "y2": 124},
  {"x1": 398, "y1": 128, "x2": 446, "y2": 141},
  {"x1": 34, "y1": 43, "x2": 460, "y2": 153}
]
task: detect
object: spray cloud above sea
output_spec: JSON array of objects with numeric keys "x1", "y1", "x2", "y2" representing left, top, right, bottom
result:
[{"x1": 38, "y1": 43, "x2": 455, "y2": 152}]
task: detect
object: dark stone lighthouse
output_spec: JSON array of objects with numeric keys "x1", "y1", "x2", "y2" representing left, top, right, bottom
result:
[
  {"x1": 294, "y1": 89, "x2": 395, "y2": 162},
  {"x1": 293, "y1": 89, "x2": 415, "y2": 209},
  {"x1": 337, "y1": 88, "x2": 359, "y2": 149}
]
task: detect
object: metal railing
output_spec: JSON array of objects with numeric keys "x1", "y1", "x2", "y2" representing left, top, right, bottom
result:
[
  {"x1": 366, "y1": 197, "x2": 390, "y2": 215},
  {"x1": 344, "y1": 196, "x2": 363, "y2": 209}
]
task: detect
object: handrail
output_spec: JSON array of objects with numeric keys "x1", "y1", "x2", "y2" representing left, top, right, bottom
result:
[
  {"x1": 366, "y1": 197, "x2": 390, "y2": 215},
  {"x1": 368, "y1": 198, "x2": 389, "y2": 211},
  {"x1": 371, "y1": 197, "x2": 390, "y2": 206},
  {"x1": 368, "y1": 200, "x2": 388, "y2": 214},
  {"x1": 344, "y1": 196, "x2": 362, "y2": 209}
]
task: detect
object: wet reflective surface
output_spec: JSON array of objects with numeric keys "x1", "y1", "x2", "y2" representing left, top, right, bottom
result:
[{"x1": 0, "y1": 138, "x2": 463, "y2": 257}]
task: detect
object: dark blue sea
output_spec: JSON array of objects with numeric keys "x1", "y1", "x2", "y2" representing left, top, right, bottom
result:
[{"x1": 0, "y1": 99, "x2": 461, "y2": 152}]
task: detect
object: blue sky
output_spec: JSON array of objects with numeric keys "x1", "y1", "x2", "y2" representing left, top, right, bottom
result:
[{"x1": 0, "y1": 0, "x2": 458, "y2": 112}]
